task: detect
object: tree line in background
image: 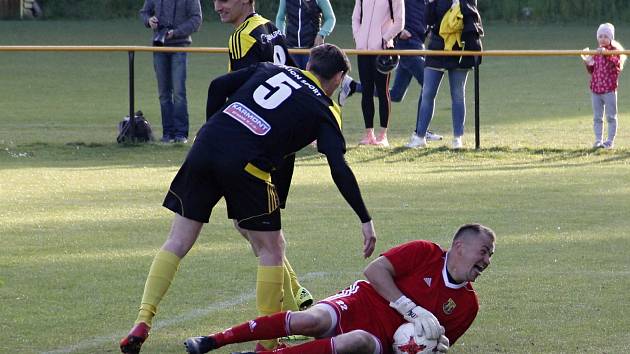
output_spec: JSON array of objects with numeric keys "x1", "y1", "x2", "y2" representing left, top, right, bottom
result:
[{"x1": 30, "y1": 0, "x2": 630, "y2": 22}]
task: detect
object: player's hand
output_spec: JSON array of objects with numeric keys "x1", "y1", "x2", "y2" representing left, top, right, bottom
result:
[
  {"x1": 406, "y1": 305, "x2": 443, "y2": 339},
  {"x1": 390, "y1": 296, "x2": 443, "y2": 339},
  {"x1": 436, "y1": 334, "x2": 450, "y2": 353},
  {"x1": 166, "y1": 30, "x2": 174, "y2": 39},
  {"x1": 361, "y1": 220, "x2": 376, "y2": 258},
  {"x1": 149, "y1": 16, "x2": 159, "y2": 30}
]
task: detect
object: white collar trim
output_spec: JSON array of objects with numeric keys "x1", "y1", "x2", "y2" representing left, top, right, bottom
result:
[{"x1": 443, "y1": 252, "x2": 467, "y2": 289}]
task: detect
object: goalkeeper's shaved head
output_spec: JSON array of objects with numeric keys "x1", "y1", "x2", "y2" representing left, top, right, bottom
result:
[{"x1": 452, "y1": 223, "x2": 496, "y2": 245}]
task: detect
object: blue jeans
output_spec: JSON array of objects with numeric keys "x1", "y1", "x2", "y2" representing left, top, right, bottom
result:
[
  {"x1": 415, "y1": 67, "x2": 469, "y2": 137},
  {"x1": 390, "y1": 39, "x2": 425, "y2": 102},
  {"x1": 153, "y1": 51, "x2": 189, "y2": 139}
]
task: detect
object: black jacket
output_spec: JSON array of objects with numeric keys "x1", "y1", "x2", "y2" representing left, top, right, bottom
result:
[
  {"x1": 425, "y1": 0, "x2": 483, "y2": 69},
  {"x1": 285, "y1": 0, "x2": 322, "y2": 48}
]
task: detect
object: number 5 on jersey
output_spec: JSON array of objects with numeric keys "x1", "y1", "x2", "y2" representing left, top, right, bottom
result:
[{"x1": 253, "y1": 72, "x2": 302, "y2": 109}]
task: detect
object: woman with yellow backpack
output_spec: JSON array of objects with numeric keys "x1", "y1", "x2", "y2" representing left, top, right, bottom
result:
[{"x1": 406, "y1": 0, "x2": 483, "y2": 149}]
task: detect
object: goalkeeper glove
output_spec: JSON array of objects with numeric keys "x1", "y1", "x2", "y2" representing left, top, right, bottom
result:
[
  {"x1": 436, "y1": 334, "x2": 450, "y2": 352},
  {"x1": 389, "y1": 295, "x2": 443, "y2": 339}
]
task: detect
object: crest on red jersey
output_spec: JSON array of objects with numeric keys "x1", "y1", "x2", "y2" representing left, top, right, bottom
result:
[{"x1": 443, "y1": 298, "x2": 456, "y2": 315}]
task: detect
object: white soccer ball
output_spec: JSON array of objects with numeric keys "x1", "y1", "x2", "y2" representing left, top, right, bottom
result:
[{"x1": 392, "y1": 322, "x2": 438, "y2": 354}]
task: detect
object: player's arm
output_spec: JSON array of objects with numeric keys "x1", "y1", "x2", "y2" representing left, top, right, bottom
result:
[
  {"x1": 324, "y1": 149, "x2": 370, "y2": 222},
  {"x1": 365, "y1": 256, "x2": 444, "y2": 340},
  {"x1": 322, "y1": 147, "x2": 375, "y2": 258},
  {"x1": 206, "y1": 65, "x2": 257, "y2": 120},
  {"x1": 363, "y1": 256, "x2": 404, "y2": 302}
]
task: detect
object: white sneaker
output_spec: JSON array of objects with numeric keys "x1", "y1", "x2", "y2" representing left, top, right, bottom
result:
[
  {"x1": 376, "y1": 133, "x2": 389, "y2": 147},
  {"x1": 338, "y1": 75, "x2": 355, "y2": 106},
  {"x1": 426, "y1": 130, "x2": 443, "y2": 141},
  {"x1": 405, "y1": 133, "x2": 427, "y2": 148},
  {"x1": 593, "y1": 141, "x2": 604, "y2": 149},
  {"x1": 452, "y1": 136, "x2": 463, "y2": 149}
]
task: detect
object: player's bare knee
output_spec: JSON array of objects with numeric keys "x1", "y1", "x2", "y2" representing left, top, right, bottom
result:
[
  {"x1": 289, "y1": 311, "x2": 322, "y2": 336},
  {"x1": 248, "y1": 230, "x2": 285, "y2": 264}
]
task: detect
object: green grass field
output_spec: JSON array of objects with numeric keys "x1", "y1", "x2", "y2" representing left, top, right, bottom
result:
[{"x1": 1, "y1": 20, "x2": 630, "y2": 353}]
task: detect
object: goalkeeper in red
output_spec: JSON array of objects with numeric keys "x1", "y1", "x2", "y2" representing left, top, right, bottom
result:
[{"x1": 184, "y1": 223, "x2": 495, "y2": 354}]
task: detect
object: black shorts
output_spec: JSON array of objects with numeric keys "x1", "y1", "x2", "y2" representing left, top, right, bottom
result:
[{"x1": 162, "y1": 145, "x2": 281, "y2": 231}]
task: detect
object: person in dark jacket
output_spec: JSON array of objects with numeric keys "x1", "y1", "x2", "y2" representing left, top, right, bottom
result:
[
  {"x1": 406, "y1": 0, "x2": 483, "y2": 149},
  {"x1": 276, "y1": 0, "x2": 336, "y2": 69},
  {"x1": 390, "y1": 0, "x2": 427, "y2": 103},
  {"x1": 140, "y1": 0, "x2": 202, "y2": 144}
]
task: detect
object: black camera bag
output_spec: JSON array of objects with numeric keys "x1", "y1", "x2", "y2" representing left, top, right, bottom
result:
[{"x1": 117, "y1": 110, "x2": 154, "y2": 143}]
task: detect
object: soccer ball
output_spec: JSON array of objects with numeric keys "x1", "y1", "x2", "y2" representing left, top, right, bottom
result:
[{"x1": 392, "y1": 322, "x2": 437, "y2": 354}]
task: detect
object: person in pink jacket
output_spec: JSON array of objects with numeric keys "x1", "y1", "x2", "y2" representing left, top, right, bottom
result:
[{"x1": 350, "y1": 0, "x2": 404, "y2": 146}]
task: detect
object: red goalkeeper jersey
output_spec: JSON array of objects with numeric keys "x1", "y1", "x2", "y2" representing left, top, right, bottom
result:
[{"x1": 321, "y1": 240, "x2": 478, "y2": 352}]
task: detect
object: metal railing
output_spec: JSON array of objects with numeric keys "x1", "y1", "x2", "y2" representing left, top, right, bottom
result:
[{"x1": 3, "y1": 46, "x2": 626, "y2": 147}]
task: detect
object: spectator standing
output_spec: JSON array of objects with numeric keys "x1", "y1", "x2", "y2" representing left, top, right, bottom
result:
[
  {"x1": 338, "y1": 0, "x2": 445, "y2": 144},
  {"x1": 351, "y1": 0, "x2": 404, "y2": 147},
  {"x1": 184, "y1": 223, "x2": 496, "y2": 354},
  {"x1": 407, "y1": 0, "x2": 483, "y2": 149},
  {"x1": 390, "y1": 0, "x2": 427, "y2": 104},
  {"x1": 275, "y1": 0, "x2": 336, "y2": 69},
  {"x1": 140, "y1": 0, "x2": 202, "y2": 144},
  {"x1": 584, "y1": 23, "x2": 626, "y2": 149}
]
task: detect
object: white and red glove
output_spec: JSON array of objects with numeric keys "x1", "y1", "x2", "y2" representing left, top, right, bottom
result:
[{"x1": 390, "y1": 295, "x2": 444, "y2": 339}]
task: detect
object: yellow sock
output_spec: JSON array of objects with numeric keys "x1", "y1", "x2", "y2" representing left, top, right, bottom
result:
[
  {"x1": 283, "y1": 257, "x2": 302, "y2": 295},
  {"x1": 135, "y1": 249, "x2": 181, "y2": 327},
  {"x1": 282, "y1": 264, "x2": 298, "y2": 311},
  {"x1": 256, "y1": 265, "x2": 284, "y2": 349}
]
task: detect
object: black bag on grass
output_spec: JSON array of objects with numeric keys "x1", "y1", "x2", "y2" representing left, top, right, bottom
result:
[{"x1": 117, "y1": 110, "x2": 154, "y2": 143}]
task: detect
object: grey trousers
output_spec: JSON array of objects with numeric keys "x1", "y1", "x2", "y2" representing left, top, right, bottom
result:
[{"x1": 591, "y1": 91, "x2": 618, "y2": 143}]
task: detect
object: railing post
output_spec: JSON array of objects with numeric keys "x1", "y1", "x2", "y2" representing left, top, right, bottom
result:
[
  {"x1": 128, "y1": 50, "x2": 136, "y2": 142},
  {"x1": 474, "y1": 55, "x2": 480, "y2": 150}
]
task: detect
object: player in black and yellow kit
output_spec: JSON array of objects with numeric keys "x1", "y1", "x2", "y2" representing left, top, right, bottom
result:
[
  {"x1": 215, "y1": 0, "x2": 296, "y2": 72},
  {"x1": 214, "y1": 1, "x2": 312, "y2": 347},
  {"x1": 119, "y1": 44, "x2": 377, "y2": 354}
]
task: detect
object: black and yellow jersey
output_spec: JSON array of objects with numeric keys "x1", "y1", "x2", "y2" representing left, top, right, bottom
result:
[
  {"x1": 201, "y1": 63, "x2": 370, "y2": 223},
  {"x1": 228, "y1": 13, "x2": 296, "y2": 72},
  {"x1": 205, "y1": 62, "x2": 342, "y2": 168}
]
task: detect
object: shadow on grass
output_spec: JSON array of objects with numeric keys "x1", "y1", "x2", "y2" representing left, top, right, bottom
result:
[
  {"x1": 2, "y1": 141, "x2": 629, "y2": 170},
  {"x1": 298, "y1": 145, "x2": 630, "y2": 170}
]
